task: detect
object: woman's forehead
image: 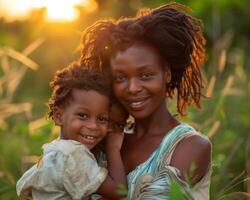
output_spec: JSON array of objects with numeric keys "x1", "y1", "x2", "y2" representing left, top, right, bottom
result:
[{"x1": 111, "y1": 43, "x2": 161, "y2": 68}]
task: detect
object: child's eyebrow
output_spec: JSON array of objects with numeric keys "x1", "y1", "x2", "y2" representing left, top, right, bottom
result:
[
  {"x1": 74, "y1": 105, "x2": 109, "y2": 115},
  {"x1": 74, "y1": 106, "x2": 89, "y2": 110}
]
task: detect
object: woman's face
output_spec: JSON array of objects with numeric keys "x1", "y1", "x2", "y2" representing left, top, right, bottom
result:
[{"x1": 110, "y1": 43, "x2": 169, "y2": 120}]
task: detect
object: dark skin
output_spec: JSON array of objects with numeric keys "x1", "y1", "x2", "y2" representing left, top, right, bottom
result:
[
  {"x1": 121, "y1": 108, "x2": 179, "y2": 174},
  {"x1": 97, "y1": 103, "x2": 128, "y2": 200},
  {"x1": 111, "y1": 43, "x2": 211, "y2": 187},
  {"x1": 53, "y1": 90, "x2": 126, "y2": 200}
]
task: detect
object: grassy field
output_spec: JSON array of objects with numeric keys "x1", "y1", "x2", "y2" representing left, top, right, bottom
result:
[{"x1": 0, "y1": 0, "x2": 249, "y2": 199}]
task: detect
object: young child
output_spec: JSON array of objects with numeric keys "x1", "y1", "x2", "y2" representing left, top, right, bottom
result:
[{"x1": 16, "y1": 61, "x2": 128, "y2": 200}]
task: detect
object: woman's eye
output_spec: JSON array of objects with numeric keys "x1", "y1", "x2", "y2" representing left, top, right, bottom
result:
[
  {"x1": 140, "y1": 72, "x2": 153, "y2": 80},
  {"x1": 78, "y1": 113, "x2": 88, "y2": 119},
  {"x1": 114, "y1": 74, "x2": 126, "y2": 82},
  {"x1": 97, "y1": 116, "x2": 109, "y2": 123}
]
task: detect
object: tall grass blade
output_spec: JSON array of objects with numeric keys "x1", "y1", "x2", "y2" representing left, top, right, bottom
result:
[
  {"x1": 218, "y1": 50, "x2": 226, "y2": 73},
  {"x1": 206, "y1": 75, "x2": 216, "y2": 97},
  {"x1": 4, "y1": 48, "x2": 38, "y2": 70},
  {"x1": 22, "y1": 37, "x2": 45, "y2": 56},
  {"x1": 207, "y1": 120, "x2": 221, "y2": 139}
]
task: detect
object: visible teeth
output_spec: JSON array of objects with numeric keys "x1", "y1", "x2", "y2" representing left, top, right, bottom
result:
[
  {"x1": 131, "y1": 101, "x2": 143, "y2": 106},
  {"x1": 83, "y1": 135, "x2": 95, "y2": 140}
]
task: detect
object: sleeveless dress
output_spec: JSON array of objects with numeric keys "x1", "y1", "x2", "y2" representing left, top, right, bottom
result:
[{"x1": 128, "y1": 123, "x2": 212, "y2": 200}]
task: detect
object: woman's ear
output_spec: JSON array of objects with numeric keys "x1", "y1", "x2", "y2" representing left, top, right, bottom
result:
[
  {"x1": 164, "y1": 65, "x2": 171, "y2": 84},
  {"x1": 53, "y1": 107, "x2": 63, "y2": 126}
]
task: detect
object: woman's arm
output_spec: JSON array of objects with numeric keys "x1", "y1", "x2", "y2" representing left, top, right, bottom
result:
[
  {"x1": 97, "y1": 132, "x2": 127, "y2": 200},
  {"x1": 170, "y1": 134, "x2": 211, "y2": 185}
]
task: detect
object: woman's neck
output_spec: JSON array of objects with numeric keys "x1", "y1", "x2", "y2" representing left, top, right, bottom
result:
[{"x1": 134, "y1": 102, "x2": 179, "y2": 138}]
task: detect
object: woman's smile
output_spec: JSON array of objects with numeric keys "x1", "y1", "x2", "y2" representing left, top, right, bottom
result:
[
  {"x1": 126, "y1": 96, "x2": 150, "y2": 111},
  {"x1": 111, "y1": 43, "x2": 168, "y2": 119}
]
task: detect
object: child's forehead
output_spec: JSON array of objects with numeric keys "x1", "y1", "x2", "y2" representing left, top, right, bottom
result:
[
  {"x1": 69, "y1": 88, "x2": 110, "y2": 108},
  {"x1": 110, "y1": 103, "x2": 128, "y2": 119},
  {"x1": 71, "y1": 88, "x2": 108, "y2": 99},
  {"x1": 111, "y1": 101, "x2": 124, "y2": 111}
]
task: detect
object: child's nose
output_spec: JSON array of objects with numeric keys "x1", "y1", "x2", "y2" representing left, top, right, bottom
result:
[{"x1": 85, "y1": 119, "x2": 98, "y2": 130}]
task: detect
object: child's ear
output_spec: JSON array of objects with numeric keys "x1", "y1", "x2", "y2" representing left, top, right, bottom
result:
[{"x1": 53, "y1": 107, "x2": 63, "y2": 126}]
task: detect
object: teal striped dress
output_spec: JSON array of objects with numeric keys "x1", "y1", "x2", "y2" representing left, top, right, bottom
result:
[{"x1": 127, "y1": 123, "x2": 211, "y2": 200}]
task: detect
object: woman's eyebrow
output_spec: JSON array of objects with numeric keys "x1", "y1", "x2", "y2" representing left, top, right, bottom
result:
[
  {"x1": 136, "y1": 65, "x2": 155, "y2": 71},
  {"x1": 112, "y1": 69, "x2": 124, "y2": 73}
]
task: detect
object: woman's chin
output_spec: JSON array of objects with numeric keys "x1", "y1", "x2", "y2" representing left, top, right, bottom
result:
[{"x1": 129, "y1": 110, "x2": 150, "y2": 120}]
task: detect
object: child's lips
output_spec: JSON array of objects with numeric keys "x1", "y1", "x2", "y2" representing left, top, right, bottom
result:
[
  {"x1": 80, "y1": 134, "x2": 100, "y2": 146},
  {"x1": 80, "y1": 134, "x2": 99, "y2": 145},
  {"x1": 82, "y1": 135, "x2": 96, "y2": 140}
]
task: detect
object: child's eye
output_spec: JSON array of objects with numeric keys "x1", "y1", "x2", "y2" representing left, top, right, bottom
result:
[
  {"x1": 140, "y1": 72, "x2": 153, "y2": 80},
  {"x1": 114, "y1": 122, "x2": 125, "y2": 131},
  {"x1": 97, "y1": 116, "x2": 109, "y2": 124},
  {"x1": 77, "y1": 113, "x2": 88, "y2": 119}
]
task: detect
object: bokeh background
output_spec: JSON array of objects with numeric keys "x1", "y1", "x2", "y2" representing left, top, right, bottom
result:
[{"x1": 0, "y1": 0, "x2": 249, "y2": 199}]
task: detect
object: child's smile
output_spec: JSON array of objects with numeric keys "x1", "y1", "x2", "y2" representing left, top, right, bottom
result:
[{"x1": 54, "y1": 88, "x2": 110, "y2": 149}]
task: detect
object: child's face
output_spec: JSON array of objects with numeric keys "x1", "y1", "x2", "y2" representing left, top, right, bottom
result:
[
  {"x1": 108, "y1": 103, "x2": 128, "y2": 134},
  {"x1": 54, "y1": 89, "x2": 110, "y2": 149}
]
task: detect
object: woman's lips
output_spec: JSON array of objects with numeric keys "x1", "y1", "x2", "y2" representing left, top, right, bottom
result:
[{"x1": 127, "y1": 97, "x2": 150, "y2": 111}]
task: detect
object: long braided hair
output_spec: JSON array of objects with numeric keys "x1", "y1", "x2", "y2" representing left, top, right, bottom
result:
[{"x1": 80, "y1": 3, "x2": 206, "y2": 115}]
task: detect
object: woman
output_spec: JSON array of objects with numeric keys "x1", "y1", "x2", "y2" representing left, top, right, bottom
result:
[{"x1": 81, "y1": 3, "x2": 211, "y2": 199}]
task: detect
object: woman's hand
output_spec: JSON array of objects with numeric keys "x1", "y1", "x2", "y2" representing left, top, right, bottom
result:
[
  {"x1": 105, "y1": 131, "x2": 124, "y2": 152},
  {"x1": 98, "y1": 131, "x2": 127, "y2": 199}
]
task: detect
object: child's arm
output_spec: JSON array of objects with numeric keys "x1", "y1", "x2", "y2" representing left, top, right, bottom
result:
[{"x1": 97, "y1": 132, "x2": 126, "y2": 200}]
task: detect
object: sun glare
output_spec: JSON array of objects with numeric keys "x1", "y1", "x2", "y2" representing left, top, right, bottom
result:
[
  {"x1": 0, "y1": 0, "x2": 98, "y2": 22},
  {"x1": 45, "y1": 1, "x2": 79, "y2": 22}
]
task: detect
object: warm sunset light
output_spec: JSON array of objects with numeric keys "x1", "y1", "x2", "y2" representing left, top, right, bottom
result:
[
  {"x1": 43, "y1": 0, "x2": 98, "y2": 22},
  {"x1": 45, "y1": 0, "x2": 80, "y2": 22},
  {"x1": 0, "y1": 0, "x2": 98, "y2": 22}
]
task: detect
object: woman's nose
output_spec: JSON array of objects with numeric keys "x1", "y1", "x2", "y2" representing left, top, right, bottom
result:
[{"x1": 128, "y1": 78, "x2": 142, "y2": 94}]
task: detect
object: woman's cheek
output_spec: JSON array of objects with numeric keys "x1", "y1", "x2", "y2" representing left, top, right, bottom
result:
[{"x1": 113, "y1": 83, "x2": 125, "y2": 98}]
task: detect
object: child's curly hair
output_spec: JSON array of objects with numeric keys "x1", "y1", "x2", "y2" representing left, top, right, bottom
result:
[
  {"x1": 80, "y1": 3, "x2": 206, "y2": 115},
  {"x1": 48, "y1": 61, "x2": 111, "y2": 118}
]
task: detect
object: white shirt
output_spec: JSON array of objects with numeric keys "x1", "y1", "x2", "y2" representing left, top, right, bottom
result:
[{"x1": 16, "y1": 139, "x2": 107, "y2": 200}]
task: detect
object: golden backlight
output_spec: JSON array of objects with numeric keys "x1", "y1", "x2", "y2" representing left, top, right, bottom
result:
[
  {"x1": 0, "y1": 0, "x2": 98, "y2": 22},
  {"x1": 45, "y1": 0, "x2": 97, "y2": 22},
  {"x1": 46, "y1": 0, "x2": 80, "y2": 22}
]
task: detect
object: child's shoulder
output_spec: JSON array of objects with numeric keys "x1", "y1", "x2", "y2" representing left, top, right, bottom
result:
[{"x1": 42, "y1": 139, "x2": 91, "y2": 157}]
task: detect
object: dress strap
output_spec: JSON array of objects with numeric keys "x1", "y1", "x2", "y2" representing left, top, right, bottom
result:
[{"x1": 157, "y1": 124, "x2": 198, "y2": 170}]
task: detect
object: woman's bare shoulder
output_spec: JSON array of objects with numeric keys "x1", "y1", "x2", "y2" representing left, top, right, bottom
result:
[{"x1": 170, "y1": 134, "x2": 211, "y2": 184}]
